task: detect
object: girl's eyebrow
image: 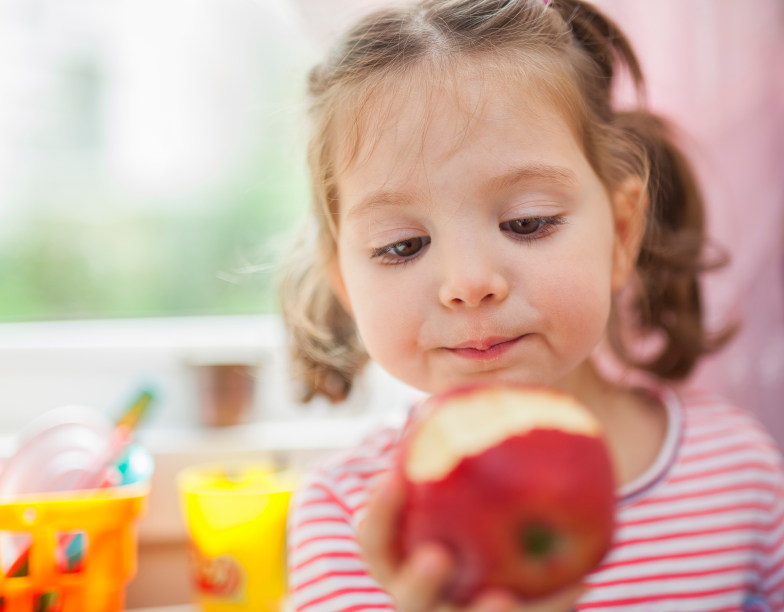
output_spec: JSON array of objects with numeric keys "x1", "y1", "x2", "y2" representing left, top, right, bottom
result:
[
  {"x1": 347, "y1": 163, "x2": 578, "y2": 222},
  {"x1": 488, "y1": 163, "x2": 579, "y2": 193},
  {"x1": 347, "y1": 190, "x2": 416, "y2": 222}
]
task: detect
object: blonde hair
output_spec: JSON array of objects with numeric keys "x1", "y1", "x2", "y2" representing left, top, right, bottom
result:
[{"x1": 279, "y1": 0, "x2": 730, "y2": 402}]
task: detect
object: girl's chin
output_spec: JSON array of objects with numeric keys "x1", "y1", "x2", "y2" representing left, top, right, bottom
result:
[{"x1": 425, "y1": 366, "x2": 559, "y2": 394}]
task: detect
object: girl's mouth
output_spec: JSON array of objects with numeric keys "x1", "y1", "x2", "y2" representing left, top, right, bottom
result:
[{"x1": 445, "y1": 335, "x2": 526, "y2": 360}]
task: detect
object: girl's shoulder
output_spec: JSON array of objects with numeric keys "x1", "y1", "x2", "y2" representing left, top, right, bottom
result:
[
  {"x1": 618, "y1": 385, "x2": 783, "y2": 505},
  {"x1": 307, "y1": 418, "x2": 405, "y2": 477},
  {"x1": 655, "y1": 385, "x2": 784, "y2": 494},
  {"x1": 302, "y1": 402, "x2": 416, "y2": 482},
  {"x1": 587, "y1": 388, "x2": 784, "y2": 609},
  {"x1": 677, "y1": 387, "x2": 782, "y2": 461},
  {"x1": 290, "y1": 417, "x2": 406, "y2": 529}
]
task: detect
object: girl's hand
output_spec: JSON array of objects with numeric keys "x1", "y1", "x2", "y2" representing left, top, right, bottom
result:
[{"x1": 359, "y1": 474, "x2": 586, "y2": 612}]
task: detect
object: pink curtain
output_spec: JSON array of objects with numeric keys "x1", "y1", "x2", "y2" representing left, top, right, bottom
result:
[{"x1": 292, "y1": 0, "x2": 784, "y2": 447}]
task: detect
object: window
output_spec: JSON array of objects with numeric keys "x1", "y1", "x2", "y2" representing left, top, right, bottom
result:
[{"x1": 0, "y1": 0, "x2": 315, "y2": 320}]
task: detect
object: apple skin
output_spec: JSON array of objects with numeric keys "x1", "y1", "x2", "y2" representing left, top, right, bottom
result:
[{"x1": 397, "y1": 384, "x2": 616, "y2": 603}]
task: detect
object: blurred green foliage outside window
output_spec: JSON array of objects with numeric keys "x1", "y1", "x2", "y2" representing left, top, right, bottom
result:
[{"x1": 0, "y1": 0, "x2": 315, "y2": 320}]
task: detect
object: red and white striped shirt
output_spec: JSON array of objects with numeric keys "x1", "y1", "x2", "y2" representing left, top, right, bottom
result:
[{"x1": 288, "y1": 389, "x2": 784, "y2": 612}]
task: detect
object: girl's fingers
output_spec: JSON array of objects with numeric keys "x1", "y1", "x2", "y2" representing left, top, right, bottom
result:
[
  {"x1": 467, "y1": 590, "x2": 518, "y2": 612},
  {"x1": 358, "y1": 472, "x2": 406, "y2": 586},
  {"x1": 391, "y1": 543, "x2": 455, "y2": 612},
  {"x1": 466, "y1": 583, "x2": 585, "y2": 612},
  {"x1": 516, "y1": 584, "x2": 587, "y2": 612},
  {"x1": 359, "y1": 474, "x2": 457, "y2": 612}
]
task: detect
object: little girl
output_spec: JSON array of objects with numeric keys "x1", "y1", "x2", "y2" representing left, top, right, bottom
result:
[{"x1": 280, "y1": 0, "x2": 784, "y2": 610}]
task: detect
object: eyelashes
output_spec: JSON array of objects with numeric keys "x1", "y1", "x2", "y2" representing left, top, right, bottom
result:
[
  {"x1": 371, "y1": 236, "x2": 432, "y2": 264},
  {"x1": 500, "y1": 215, "x2": 566, "y2": 242},
  {"x1": 370, "y1": 216, "x2": 566, "y2": 266}
]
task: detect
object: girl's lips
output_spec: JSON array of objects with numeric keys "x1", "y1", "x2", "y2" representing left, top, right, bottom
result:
[{"x1": 445, "y1": 335, "x2": 526, "y2": 360}]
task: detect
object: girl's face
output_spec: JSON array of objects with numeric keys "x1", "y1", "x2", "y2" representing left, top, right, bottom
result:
[{"x1": 332, "y1": 70, "x2": 629, "y2": 394}]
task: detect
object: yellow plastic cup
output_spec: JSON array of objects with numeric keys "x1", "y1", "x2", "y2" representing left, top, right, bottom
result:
[{"x1": 178, "y1": 463, "x2": 297, "y2": 612}]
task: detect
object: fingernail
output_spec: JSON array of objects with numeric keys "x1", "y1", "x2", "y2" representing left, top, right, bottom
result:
[
  {"x1": 413, "y1": 546, "x2": 448, "y2": 578},
  {"x1": 479, "y1": 591, "x2": 515, "y2": 612}
]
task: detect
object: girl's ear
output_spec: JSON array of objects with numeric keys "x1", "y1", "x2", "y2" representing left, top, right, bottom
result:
[
  {"x1": 329, "y1": 261, "x2": 354, "y2": 315},
  {"x1": 610, "y1": 176, "x2": 647, "y2": 291}
]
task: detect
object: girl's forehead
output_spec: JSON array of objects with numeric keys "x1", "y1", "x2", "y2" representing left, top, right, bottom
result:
[
  {"x1": 337, "y1": 63, "x2": 581, "y2": 186},
  {"x1": 335, "y1": 61, "x2": 581, "y2": 183}
]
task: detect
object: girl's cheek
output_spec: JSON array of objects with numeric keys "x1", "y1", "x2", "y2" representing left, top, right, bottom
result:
[
  {"x1": 342, "y1": 262, "x2": 426, "y2": 358},
  {"x1": 355, "y1": 305, "x2": 429, "y2": 388},
  {"x1": 539, "y1": 255, "x2": 614, "y2": 356},
  {"x1": 537, "y1": 201, "x2": 616, "y2": 355}
]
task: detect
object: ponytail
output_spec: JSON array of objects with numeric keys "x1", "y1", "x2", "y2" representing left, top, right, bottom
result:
[
  {"x1": 608, "y1": 112, "x2": 732, "y2": 378},
  {"x1": 278, "y1": 226, "x2": 368, "y2": 402}
]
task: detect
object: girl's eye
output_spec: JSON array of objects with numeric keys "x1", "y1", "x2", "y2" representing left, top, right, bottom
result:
[
  {"x1": 500, "y1": 215, "x2": 565, "y2": 241},
  {"x1": 390, "y1": 237, "x2": 426, "y2": 257},
  {"x1": 508, "y1": 218, "x2": 542, "y2": 235},
  {"x1": 372, "y1": 236, "x2": 431, "y2": 263}
]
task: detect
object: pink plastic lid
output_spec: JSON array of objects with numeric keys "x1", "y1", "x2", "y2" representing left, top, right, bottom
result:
[{"x1": 0, "y1": 405, "x2": 114, "y2": 500}]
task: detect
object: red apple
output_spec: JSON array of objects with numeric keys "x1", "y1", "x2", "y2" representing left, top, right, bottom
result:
[{"x1": 397, "y1": 384, "x2": 616, "y2": 603}]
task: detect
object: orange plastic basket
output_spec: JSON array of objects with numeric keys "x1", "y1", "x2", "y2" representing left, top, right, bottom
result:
[{"x1": 0, "y1": 485, "x2": 147, "y2": 612}]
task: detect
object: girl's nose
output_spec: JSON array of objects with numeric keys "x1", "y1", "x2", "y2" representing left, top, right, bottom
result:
[{"x1": 438, "y1": 249, "x2": 509, "y2": 308}]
